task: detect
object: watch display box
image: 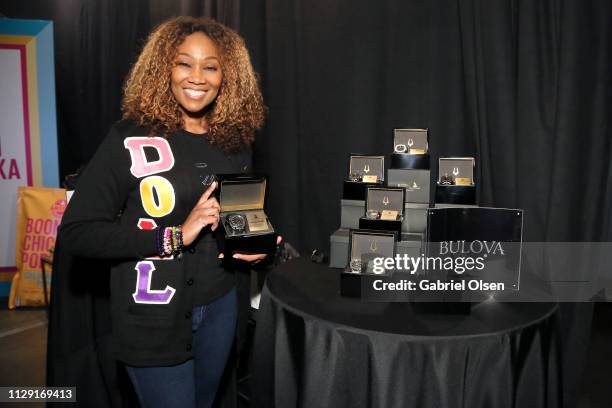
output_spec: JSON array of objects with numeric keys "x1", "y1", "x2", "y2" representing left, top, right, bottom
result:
[
  {"x1": 340, "y1": 229, "x2": 397, "y2": 297},
  {"x1": 435, "y1": 157, "x2": 476, "y2": 205},
  {"x1": 329, "y1": 228, "x2": 423, "y2": 269},
  {"x1": 215, "y1": 174, "x2": 277, "y2": 261},
  {"x1": 390, "y1": 128, "x2": 430, "y2": 169},
  {"x1": 387, "y1": 168, "x2": 431, "y2": 204},
  {"x1": 358, "y1": 187, "x2": 405, "y2": 239},
  {"x1": 343, "y1": 155, "x2": 385, "y2": 200}
]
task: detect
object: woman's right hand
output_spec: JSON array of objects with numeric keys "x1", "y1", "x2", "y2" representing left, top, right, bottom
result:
[{"x1": 181, "y1": 181, "x2": 220, "y2": 246}]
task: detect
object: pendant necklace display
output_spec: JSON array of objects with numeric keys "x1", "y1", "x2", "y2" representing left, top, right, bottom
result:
[
  {"x1": 407, "y1": 138, "x2": 414, "y2": 149},
  {"x1": 382, "y1": 196, "x2": 390, "y2": 206},
  {"x1": 363, "y1": 165, "x2": 370, "y2": 174}
]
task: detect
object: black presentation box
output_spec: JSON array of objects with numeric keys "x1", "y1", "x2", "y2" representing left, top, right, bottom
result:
[
  {"x1": 435, "y1": 157, "x2": 476, "y2": 205},
  {"x1": 435, "y1": 185, "x2": 476, "y2": 204},
  {"x1": 340, "y1": 229, "x2": 396, "y2": 298},
  {"x1": 390, "y1": 128, "x2": 430, "y2": 170},
  {"x1": 390, "y1": 153, "x2": 430, "y2": 170},
  {"x1": 343, "y1": 155, "x2": 385, "y2": 200},
  {"x1": 358, "y1": 187, "x2": 405, "y2": 239},
  {"x1": 215, "y1": 174, "x2": 277, "y2": 262}
]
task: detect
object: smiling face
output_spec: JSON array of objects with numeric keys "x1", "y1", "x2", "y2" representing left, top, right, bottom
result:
[{"x1": 171, "y1": 32, "x2": 223, "y2": 122}]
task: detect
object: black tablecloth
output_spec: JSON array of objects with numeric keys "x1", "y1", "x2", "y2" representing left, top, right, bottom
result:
[{"x1": 253, "y1": 258, "x2": 561, "y2": 408}]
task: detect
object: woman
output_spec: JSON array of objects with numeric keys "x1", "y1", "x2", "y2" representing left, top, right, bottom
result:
[{"x1": 56, "y1": 17, "x2": 271, "y2": 407}]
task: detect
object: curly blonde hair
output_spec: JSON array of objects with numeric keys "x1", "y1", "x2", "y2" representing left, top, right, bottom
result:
[{"x1": 121, "y1": 17, "x2": 264, "y2": 151}]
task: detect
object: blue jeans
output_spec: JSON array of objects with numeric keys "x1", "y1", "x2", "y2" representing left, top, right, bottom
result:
[{"x1": 126, "y1": 288, "x2": 238, "y2": 408}]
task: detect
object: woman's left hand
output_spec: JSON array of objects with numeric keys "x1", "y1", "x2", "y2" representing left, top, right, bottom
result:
[{"x1": 219, "y1": 235, "x2": 283, "y2": 264}]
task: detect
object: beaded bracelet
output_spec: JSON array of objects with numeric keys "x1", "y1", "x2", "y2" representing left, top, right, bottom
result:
[
  {"x1": 170, "y1": 226, "x2": 176, "y2": 253},
  {"x1": 163, "y1": 227, "x2": 173, "y2": 255},
  {"x1": 172, "y1": 226, "x2": 184, "y2": 255},
  {"x1": 155, "y1": 225, "x2": 184, "y2": 257},
  {"x1": 169, "y1": 225, "x2": 183, "y2": 256}
]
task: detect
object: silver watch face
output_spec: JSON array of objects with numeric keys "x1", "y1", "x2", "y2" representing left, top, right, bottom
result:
[
  {"x1": 366, "y1": 209, "x2": 380, "y2": 220},
  {"x1": 440, "y1": 173, "x2": 454, "y2": 185},
  {"x1": 394, "y1": 144, "x2": 407, "y2": 153},
  {"x1": 226, "y1": 213, "x2": 247, "y2": 232},
  {"x1": 349, "y1": 172, "x2": 361, "y2": 182}
]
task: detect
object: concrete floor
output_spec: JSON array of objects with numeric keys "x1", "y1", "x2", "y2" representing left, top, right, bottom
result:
[
  {"x1": 0, "y1": 305, "x2": 47, "y2": 408},
  {"x1": 0, "y1": 302, "x2": 610, "y2": 407}
]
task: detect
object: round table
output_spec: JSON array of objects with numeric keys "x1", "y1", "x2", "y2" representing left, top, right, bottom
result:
[{"x1": 253, "y1": 258, "x2": 561, "y2": 408}]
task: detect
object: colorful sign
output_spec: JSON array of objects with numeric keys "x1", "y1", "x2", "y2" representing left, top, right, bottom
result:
[{"x1": 0, "y1": 19, "x2": 58, "y2": 296}]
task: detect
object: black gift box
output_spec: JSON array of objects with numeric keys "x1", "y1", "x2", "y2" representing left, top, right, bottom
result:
[
  {"x1": 358, "y1": 187, "x2": 405, "y2": 239},
  {"x1": 390, "y1": 128, "x2": 430, "y2": 169},
  {"x1": 215, "y1": 174, "x2": 277, "y2": 261},
  {"x1": 435, "y1": 157, "x2": 476, "y2": 205},
  {"x1": 390, "y1": 153, "x2": 430, "y2": 170},
  {"x1": 343, "y1": 181, "x2": 383, "y2": 201},
  {"x1": 342, "y1": 155, "x2": 385, "y2": 200},
  {"x1": 359, "y1": 218, "x2": 402, "y2": 238},
  {"x1": 340, "y1": 230, "x2": 396, "y2": 298},
  {"x1": 435, "y1": 185, "x2": 476, "y2": 205}
]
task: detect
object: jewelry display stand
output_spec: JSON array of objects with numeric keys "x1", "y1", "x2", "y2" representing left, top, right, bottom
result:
[
  {"x1": 330, "y1": 129, "x2": 481, "y2": 281},
  {"x1": 331, "y1": 130, "x2": 430, "y2": 273},
  {"x1": 388, "y1": 130, "x2": 430, "y2": 204},
  {"x1": 387, "y1": 129, "x2": 430, "y2": 232}
]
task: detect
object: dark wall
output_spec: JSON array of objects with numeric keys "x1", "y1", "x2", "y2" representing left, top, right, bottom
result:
[
  {"x1": 244, "y1": 0, "x2": 612, "y2": 250},
  {"x1": 2, "y1": 0, "x2": 611, "y2": 253}
]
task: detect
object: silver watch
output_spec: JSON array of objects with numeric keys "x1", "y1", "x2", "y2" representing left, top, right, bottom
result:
[
  {"x1": 226, "y1": 213, "x2": 246, "y2": 233},
  {"x1": 366, "y1": 210, "x2": 380, "y2": 220},
  {"x1": 394, "y1": 144, "x2": 407, "y2": 153}
]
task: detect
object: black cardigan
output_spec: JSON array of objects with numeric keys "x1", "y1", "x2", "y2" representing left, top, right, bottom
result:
[{"x1": 47, "y1": 120, "x2": 254, "y2": 404}]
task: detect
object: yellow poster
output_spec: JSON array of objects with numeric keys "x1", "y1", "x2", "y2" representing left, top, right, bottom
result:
[{"x1": 9, "y1": 186, "x2": 66, "y2": 309}]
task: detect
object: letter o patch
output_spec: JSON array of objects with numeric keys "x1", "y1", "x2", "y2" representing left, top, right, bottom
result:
[{"x1": 140, "y1": 176, "x2": 175, "y2": 217}]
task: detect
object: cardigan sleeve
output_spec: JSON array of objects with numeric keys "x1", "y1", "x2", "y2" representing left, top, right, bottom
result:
[{"x1": 59, "y1": 125, "x2": 157, "y2": 259}]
